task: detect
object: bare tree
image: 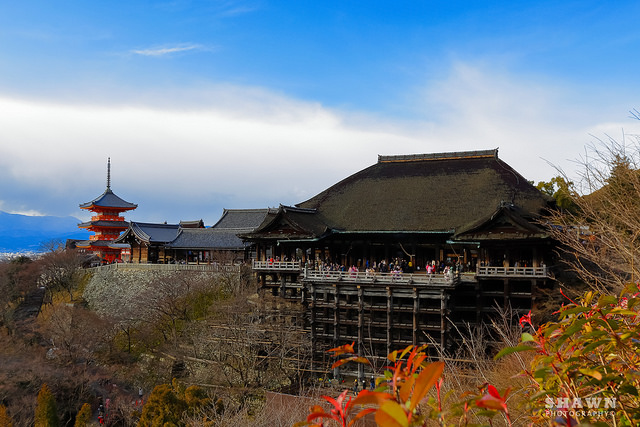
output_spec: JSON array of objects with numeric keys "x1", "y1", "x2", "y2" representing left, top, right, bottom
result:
[
  {"x1": 39, "y1": 249, "x2": 85, "y2": 301},
  {"x1": 187, "y1": 293, "x2": 312, "y2": 391},
  {"x1": 545, "y1": 132, "x2": 640, "y2": 293}
]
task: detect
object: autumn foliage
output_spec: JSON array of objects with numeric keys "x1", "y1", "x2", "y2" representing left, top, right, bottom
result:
[
  {"x1": 297, "y1": 282, "x2": 640, "y2": 426},
  {"x1": 296, "y1": 344, "x2": 510, "y2": 427},
  {"x1": 498, "y1": 284, "x2": 640, "y2": 425}
]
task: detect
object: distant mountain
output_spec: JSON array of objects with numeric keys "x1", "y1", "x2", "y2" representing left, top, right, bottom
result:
[{"x1": 0, "y1": 211, "x2": 90, "y2": 252}]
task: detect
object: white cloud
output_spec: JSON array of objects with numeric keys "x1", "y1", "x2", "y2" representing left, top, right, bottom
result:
[
  {"x1": 413, "y1": 61, "x2": 640, "y2": 183},
  {"x1": 131, "y1": 44, "x2": 204, "y2": 56},
  {"x1": 0, "y1": 62, "x2": 638, "y2": 222}
]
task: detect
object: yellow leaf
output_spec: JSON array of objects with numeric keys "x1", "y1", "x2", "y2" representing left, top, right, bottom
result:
[
  {"x1": 375, "y1": 401, "x2": 409, "y2": 427},
  {"x1": 578, "y1": 368, "x2": 602, "y2": 380}
]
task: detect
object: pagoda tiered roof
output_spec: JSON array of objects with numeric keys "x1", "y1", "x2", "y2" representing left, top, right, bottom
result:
[
  {"x1": 79, "y1": 188, "x2": 137, "y2": 211},
  {"x1": 78, "y1": 219, "x2": 129, "y2": 229}
]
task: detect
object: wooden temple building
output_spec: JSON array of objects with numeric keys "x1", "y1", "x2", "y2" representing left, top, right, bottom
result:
[
  {"x1": 76, "y1": 159, "x2": 137, "y2": 264},
  {"x1": 241, "y1": 149, "x2": 556, "y2": 371},
  {"x1": 114, "y1": 209, "x2": 269, "y2": 264}
]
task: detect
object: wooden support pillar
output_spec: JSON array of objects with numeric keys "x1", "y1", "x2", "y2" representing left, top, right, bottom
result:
[
  {"x1": 504, "y1": 278, "x2": 510, "y2": 310},
  {"x1": 310, "y1": 284, "x2": 317, "y2": 373},
  {"x1": 412, "y1": 287, "x2": 419, "y2": 345},
  {"x1": 332, "y1": 283, "x2": 341, "y2": 382},
  {"x1": 386, "y1": 286, "x2": 393, "y2": 355},
  {"x1": 476, "y1": 280, "x2": 482, "y2": 327},
  {"x1": 440, "y1": 292, "x2": 447, "y2": 352},
  {"x1": 333, "y1": 284, "x2": 340, "y2": 346},
  {"x1": 357, "y1": 285, "x2": 364, "y2": 380}
]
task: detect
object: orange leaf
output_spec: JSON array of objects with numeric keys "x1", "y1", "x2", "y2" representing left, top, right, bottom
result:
[
  {"x1": 408, "y1": 361, "x2": 444, "y2": 412},
  {"x1": 331, "y1": 356, "x2": 371, "y2": 369},
  {"x1": 375, "y1": 401, "x2": 409, "y2": 427},
  {"x1": 328, "y1": 341, "x2": 355, "y2": 356},
  {"x1": 398, "y1": 374, "x2": 415, "y2": 404},
  {"x1": 410, "y1": 354, "x2": 427, "y2": 374},
  {"x1": 351, "y1": 390, "x2": 392, "y2": 407}
]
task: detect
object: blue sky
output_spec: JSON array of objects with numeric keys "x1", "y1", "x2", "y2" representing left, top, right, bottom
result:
[{"x1": 1, "y1": 1, "x2": 640, "y2": 225}]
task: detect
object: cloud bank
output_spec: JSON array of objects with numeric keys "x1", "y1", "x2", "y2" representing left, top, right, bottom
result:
[{"x1": 1, "y1": 62, "x2": 637, "y2": 225}]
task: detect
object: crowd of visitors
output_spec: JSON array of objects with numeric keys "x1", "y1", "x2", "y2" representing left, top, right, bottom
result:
[{"x1": 310, "y1": 257, "x2": 466, "y2": 279}]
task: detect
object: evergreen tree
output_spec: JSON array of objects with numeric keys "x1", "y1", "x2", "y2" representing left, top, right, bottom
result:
[
  {"x1": 137, "y1": 384, "x2": 186, "y2": 427},
  {"x1": 0, "y1": 405, "x2": 13, "y2": 427},
  {"x1": 34, "y1": 384, "x2": 60, "y2": 427},
  {"x1": 74, "y1": 403, "x2": 92, "y2": 427}
]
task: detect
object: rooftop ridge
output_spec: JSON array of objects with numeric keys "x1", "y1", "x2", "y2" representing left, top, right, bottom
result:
[{"x1": 378, "y1": 148, "x2": 498, "y2": 163}]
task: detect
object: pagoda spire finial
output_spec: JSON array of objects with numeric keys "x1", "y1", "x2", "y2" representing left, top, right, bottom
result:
[{"x1": 107, "y1": 157, "x2": 111, "y2": 190}]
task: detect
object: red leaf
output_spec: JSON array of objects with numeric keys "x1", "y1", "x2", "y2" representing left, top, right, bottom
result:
[
  {"x1": 475, "y1": 394, "x2": 506, "y2": 411},
  {"x1": 487, "y1": 384, "x2": 501, "y2": 399}
]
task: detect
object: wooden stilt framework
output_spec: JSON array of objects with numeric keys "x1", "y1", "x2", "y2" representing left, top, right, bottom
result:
[{"x1": 253, "y1": 261, "x2": 550, "y2": 377}]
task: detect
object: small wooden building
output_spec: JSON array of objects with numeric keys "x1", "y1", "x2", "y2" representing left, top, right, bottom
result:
[
  {"x1": 115, "y1": 210, "x2": 269, "y2": 264},
  {"x1": 115, "y1": 222, "x2": 181, "y2": 263}
]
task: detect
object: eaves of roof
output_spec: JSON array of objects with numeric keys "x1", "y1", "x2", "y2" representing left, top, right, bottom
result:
[
  {"x1": 79, "y1": 188, "x2": 137, "y2": 210},
  {"x1": 78, "y1": 220, "x2": 129, "y2": 228}
]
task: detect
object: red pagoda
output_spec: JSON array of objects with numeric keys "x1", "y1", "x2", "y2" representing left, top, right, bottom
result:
[{"x1": 77, "y1": 158, "x2": 137, "y2": 263}]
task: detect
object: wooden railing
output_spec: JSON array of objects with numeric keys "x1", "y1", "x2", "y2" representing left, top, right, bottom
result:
[
  {"x1": 304, "y1": 270, "x2": 459, "y2": 286},
  {"x1": 476, "y1": 266, "x2": 549, "y2": 277},
  {"x1": 90, "y1": 263, "x2": 240, "y2": 273},
  {"x1": 252, "y1": 260, "x2": 459, "y2": 286},
  {"x1": 252, "y1": 260, "x2": 303, "y2": 270}
]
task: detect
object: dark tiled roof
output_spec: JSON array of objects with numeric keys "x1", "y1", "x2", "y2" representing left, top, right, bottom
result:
[
  {"x1": 454, "y1": 203, "x2": 549, "y2": 240},
  {"x1": 179, "y1": 219, "x2": 205, "y2": 228},
  {"x1": 296, "y1": 149, "x2": 552, "y2": 233},
  {"x1": 167, "y1": 228, "x2": 247, "y2": 250},
  {"x1": 79, "y1": 188, "x2": 137, "y2": 210},
  {"x1": 210, "y1": 209, "x2": 270, "y2": 230},
  {"x1": 115, "y1": 222, "x2": 180, "y2": 244},
  {"x1": 242, "y1": 205, "x2": 329, "y2": 240}
]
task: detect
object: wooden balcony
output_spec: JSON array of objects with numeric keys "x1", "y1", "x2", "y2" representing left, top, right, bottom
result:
[
  {"x1": 252, "y1": 260, "x2": 303, "y2": 271},
  {"x1": 303, "y1": 270, "x2": 459, "y2": 287},
  {"x1": 476, "y1": 266, "x2": 549, "y2": 278},
  {"x1": 251, "y1": 260, "x2": 460, "y2": 286},
  {"x1": 90, "y1": 263, "x2": 240, "y2": 273}
]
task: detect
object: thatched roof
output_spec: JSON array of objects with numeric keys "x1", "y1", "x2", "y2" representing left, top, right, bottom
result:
[{"x1": 296, "y1": 149, "x2": 552, "y2": 233}]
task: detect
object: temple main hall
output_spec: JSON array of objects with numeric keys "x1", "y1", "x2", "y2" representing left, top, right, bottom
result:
[{"x1": 242, "y1": 149, "x2": 555, "y2": 370}]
